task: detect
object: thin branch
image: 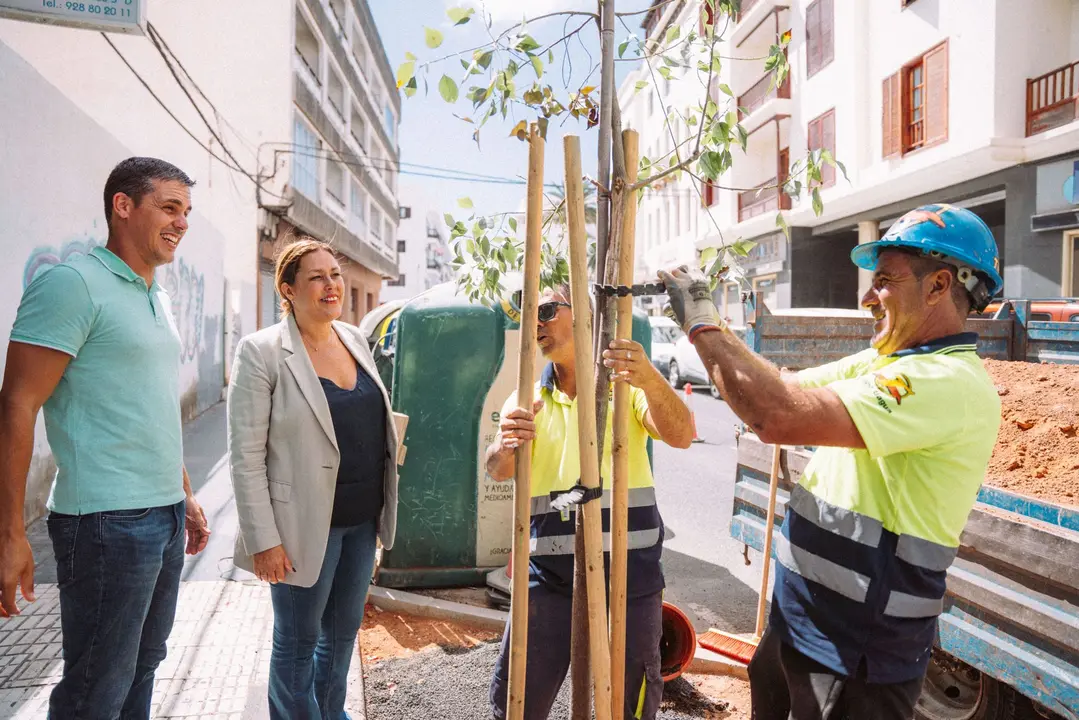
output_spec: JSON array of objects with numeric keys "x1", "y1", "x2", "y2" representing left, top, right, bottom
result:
[
  {"x1": 543, "y1": 17, "x2": 592, "y2": 55},
  {"x1": 417, "y1": 10, "x2": 599, "y2": 70},
  {"x1": 629, "y1": 150, "x2": 701, "y2": 191},
  {"x1": 615, "y1": 0, "x2": 681, "y2": 18},
  {"x1": 584, "y1": 175, "x2": 609, "y2": 194}
]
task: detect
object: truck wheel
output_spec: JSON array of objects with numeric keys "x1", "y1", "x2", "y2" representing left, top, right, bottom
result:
[{"x1": 915, "y1": 653, "x2": 1018, "y2": 720}]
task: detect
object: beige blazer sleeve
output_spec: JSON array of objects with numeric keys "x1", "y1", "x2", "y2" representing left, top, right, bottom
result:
[{"x1": 226, "y1": 336, "x2": 282, "y2": 556}]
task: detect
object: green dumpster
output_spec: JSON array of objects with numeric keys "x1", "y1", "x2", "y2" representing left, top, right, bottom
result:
[{"x1": 377, "y1": 280, "x2": 654, "y2": 589}]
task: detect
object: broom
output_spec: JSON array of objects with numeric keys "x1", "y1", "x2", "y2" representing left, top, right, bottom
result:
[{"x1": 698, "y1": 442, "x2": 782, "y2": 665}]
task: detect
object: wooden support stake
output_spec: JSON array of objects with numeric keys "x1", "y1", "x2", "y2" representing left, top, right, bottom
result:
[
  {"x1": 507, "y1": 123, "x2": 545, "y2": 720},
  {"x1": 609, "y1": 129, "x2": 638, "y2": 715},
  {"x1": 755, "y1": 443, "x2": 783, "y2": 640},
  {"x1": 564, "y1": 134, "x2": 613, "y2": 720}
]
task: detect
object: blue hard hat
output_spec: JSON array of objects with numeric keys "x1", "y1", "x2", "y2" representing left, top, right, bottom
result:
[{"x1": 850, "y1": 203, "x2": 1003, "y2": 310}]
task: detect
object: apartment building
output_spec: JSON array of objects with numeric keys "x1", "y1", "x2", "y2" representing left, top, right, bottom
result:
[
  {"x1": 381, "y1": 183, "x2": 456, "y2": 303},
  {"x1": 622, "y1": 0, "x2": 1079, "y2": 321},
  {"x1": 259, "y1": 0, "x2": 400, "y2": 328}
]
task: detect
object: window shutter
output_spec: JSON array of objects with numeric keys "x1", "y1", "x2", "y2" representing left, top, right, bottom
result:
[
  {"x1": 924, "y1": 42, "x2": 949, "y2": 146},
  {"x1": 820, "y1": 0, "x2": 834, "y2": 69},
  {"x1": 822, "y1": 110, "x2": 836, "y2": 186},
  {"x1": 882, "y1": 72, "x2": 902, "y2": 158},
  {"x1": 807, "y1": 117, "x2": 821, "y2": 155},
  {"x1": 806, "y1": 1, "x2": 821, "y2": 76}
]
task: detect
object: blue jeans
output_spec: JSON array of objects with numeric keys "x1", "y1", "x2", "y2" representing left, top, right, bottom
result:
[
  {"x1": 268, "y1": 520, "x2": 378, "y2": 720},
  {"x1": 46, "y1": 500, "x2": 186, "y2": 720}
]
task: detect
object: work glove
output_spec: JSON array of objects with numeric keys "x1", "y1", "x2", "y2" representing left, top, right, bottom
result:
[{"x1": 658, "y1": 265, "x2": 724, "y2": 334}]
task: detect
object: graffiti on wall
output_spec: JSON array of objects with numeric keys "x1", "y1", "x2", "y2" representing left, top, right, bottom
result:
[
  {"x1": 23, "y1": 237, "x2": 102, "y2": 289},
  {"x1": 159, "y1": 258, "x2": 206, "y2": 364}
]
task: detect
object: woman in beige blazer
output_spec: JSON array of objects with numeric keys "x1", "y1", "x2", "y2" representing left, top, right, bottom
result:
[{"x1": 227, "y1": 238, "x2": 397, "y2": 720}]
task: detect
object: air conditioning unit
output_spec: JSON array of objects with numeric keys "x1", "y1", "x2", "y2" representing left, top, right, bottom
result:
[{"x1": 399, "y1": 206, "x2": 412, "y2": 220}]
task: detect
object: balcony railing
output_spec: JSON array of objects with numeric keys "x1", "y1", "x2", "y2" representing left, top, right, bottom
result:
[
  {"x1": 737, "y1": 71, "x2": 790, "y2": 119},
  {"x1": 1028, "y1": 60, "x2": 1079, "y2": 136},
  {"x1": 737, "y1": 178, "x2": 791, "y2": 222}
]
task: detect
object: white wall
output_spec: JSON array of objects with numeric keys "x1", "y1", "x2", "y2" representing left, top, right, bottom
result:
[
  {"x1": 0, "y1": 1, "x2": 293, "y2": 377},
  {"x1": 0, "y1": 41, "x2": 226, "y2": 521}
]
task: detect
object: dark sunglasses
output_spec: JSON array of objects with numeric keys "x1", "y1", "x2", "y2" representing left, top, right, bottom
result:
[{"x1": 537, "y1": 301, "x2": 571, "y2": 323}]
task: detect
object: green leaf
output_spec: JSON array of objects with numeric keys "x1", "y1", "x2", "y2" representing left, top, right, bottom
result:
[
  {"x1": 458, "y1": 196, "x2": 473, "y2": 210},
  {"x1": 508, "y1": 217, "x2": 518, "y2": 233},
  {"x1": 618, "y1": 39, "x2": 630, "y2": 58},
  {"x1": 699, "y1": 246, "x2": 719, "y2": 266},
  {"x1": 503, "y1": 243, "x2": 518, "y2": 264},
  {"x1": 634, "y1": 80, "x2": 649, "y2": 92},
  {"x1": 425, "y1": 27, "x2": 444, "y2": 49},
  {"x1": 476, "y1": 50, "x2": 494, "y2": 69},
  {"x1": 732, "y1": 239, "x2": 757, "y2": 257},
  {"x1": 812, "y1": 187, "x2": 824, "y2": 217},
  {"x1": 515, "y1": 34, "x2": 540, "y2": 53},
  {"x1": 447, "y1": 6, "x2": 474, "y2": 25},
  {"x1": 775, "y1": 212, "x2": 790, "y2": 239},
  {"x1": 403, "y1": 76, "x2": 418, "y2": 98},
  {"x1": 439, "y1": 75, "x2": 459, "y2": 103},
  {"x1": 665, "y1": 25, "x2": 680, "y2": 43},
  {"x1": 396, "y1": 61, "x2": 415, "y2": 89},
  {"x1": 530, "y1": 54, "x2": 544, "y2": 79},
  {"x1": 718, "y1": 83, "x2": 733, "y2": 97},
  {"x1": 658, "y1": 66, "x2": 672, "y2": 80},
  {"x1": 444, "y1": 213, "x2": 456, "y2": 228},
  {"x1": 736, "y1": 124, "x2": 748, "y2": 152},
  {"x1": 836, "y1": 159, "x2": 850, "y2": 183},
  {"x1": 537, "y1": 116, "x2": 549, "y2": 139},
  {"x1": 700, "y1": 151, "x2": 723, "y2": 179}
]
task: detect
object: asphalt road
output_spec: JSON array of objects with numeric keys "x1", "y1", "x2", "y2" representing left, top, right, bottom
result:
[{"x1": 654, "y1": 390, "x2": 768, "y2": 635}]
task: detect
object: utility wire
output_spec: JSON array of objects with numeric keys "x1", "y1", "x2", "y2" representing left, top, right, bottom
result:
[{"x1": 100, "y1": 32, "x2": 290, "y2": 201}]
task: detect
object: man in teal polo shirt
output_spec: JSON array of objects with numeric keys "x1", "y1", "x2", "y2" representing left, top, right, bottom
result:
[
  {"x1": 0, "y1": 157, "x2": 211, "y2": 719},
  {"x1": 660, "y1": 204, "x2": 1003, "y2": 719}
]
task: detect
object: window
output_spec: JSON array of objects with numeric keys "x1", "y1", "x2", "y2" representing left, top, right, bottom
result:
[
  {"x1": 328, "y1": 66, "x2": 345, "y2": 117},
  {"x1": 384, "y1": 104, "x2": 396, "y2": 142},
  {"x1": 350, "y1": 288, "x2": 360, "y2": 318},
  {"x1": 292, "y1": 115, "x2": 321, "y2": 200},
  {"x1": 351, "y1": 23, "x2": 368, "y2": 77},
  {"x1": 366, "y1": 293, "x2": 375, "y2": 312},
  {"x1": 702, "y1": 179, "x2": 719, "y2": 207},
  {"x1": 806, "y1": 0, "x2": 834, "y2": 78},
  {"x1": 647, "y1": 89, "x2": 654, "y2": 116},
  {"x1": 326, "y1": 161, "x2": 345, "y2": 204},
  {"x1": 294, "y1": 9, "x2": 320, "y2": 85},
  {"x1": 349, "y1": 181, "x2": 367, "y2": 235},
  {"x1": 387, "y1": 273, "x2": 406, "y2": 287},
  {"x1": 807, "y1": 109, "x2": 836, "y2": 187},
  {"x1": 371, "y1": 206, "x2": 383, "y2": 242},
  {"x1": 883, "y1": 41, "x2": 948, "y2": 157},
  {"x1": 1031, "y1": 313, "x2": 1052, "y2": 321},
  {"x1": 384, "y1": 218, "x2": 394, "y2": 247},
  {"x1": 351, "y1": 106, "x2": 366, "y2": 150},
  {"x1": 328, "y1": 0, "x2": 345, "y2": 29},
  {"x1": 397, "y1": 240, "x2": 406, "y2": 253}
]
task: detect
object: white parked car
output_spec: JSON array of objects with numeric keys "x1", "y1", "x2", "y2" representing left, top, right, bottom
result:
[
  {"x1": 668, "y1": 334, "x2": 721, "y2": 398},
  {"x1": 647, "y1": 316, "x2": 681, "y2": 378}
]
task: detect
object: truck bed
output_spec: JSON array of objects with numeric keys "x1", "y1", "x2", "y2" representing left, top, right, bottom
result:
[{"x1": 730, "y1": 433, "x2": 1079, "y2": 719}]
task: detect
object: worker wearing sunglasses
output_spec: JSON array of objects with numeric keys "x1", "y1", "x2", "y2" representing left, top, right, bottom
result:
[{"x1": 486, "y1": 284, "x2": 695, "y2": 720}]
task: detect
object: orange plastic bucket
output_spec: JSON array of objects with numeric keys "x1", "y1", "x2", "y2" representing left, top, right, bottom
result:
[{"x1": 659, "y1": 601, "x2": 696, "y2": 682}]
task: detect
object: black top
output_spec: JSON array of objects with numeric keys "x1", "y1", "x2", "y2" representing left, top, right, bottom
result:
[{"x1": 319, "y1": 365, "x2": 387, "y2": 527}]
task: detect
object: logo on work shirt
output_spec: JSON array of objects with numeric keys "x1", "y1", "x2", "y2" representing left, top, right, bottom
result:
[{"x1": 874, "y1": 373, "x2": 915, "y2": 406}]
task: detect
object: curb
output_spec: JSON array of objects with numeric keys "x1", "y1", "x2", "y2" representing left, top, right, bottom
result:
[
  {"x1": 367, "y1": 586, "x2": 508, "y2": 632},
  {"x1": 685, "y1": 646, "x2": 750, "y2": 680}
]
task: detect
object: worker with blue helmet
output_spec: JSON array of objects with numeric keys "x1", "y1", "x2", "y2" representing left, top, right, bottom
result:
[
  {"x1": 658, "y1": 203, "x2": 1003, "y2": 720},
  {"x1": 851, "y1": 203, "x2": 1003, "y2": 312}
]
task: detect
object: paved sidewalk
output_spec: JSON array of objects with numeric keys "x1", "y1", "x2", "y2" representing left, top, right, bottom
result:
[{"x1": 0, "y1": 404, "x2": 367, "y2": 719}]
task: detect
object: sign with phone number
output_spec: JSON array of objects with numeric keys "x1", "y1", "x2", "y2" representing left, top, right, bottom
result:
[{"x1": 0, "y1": 0, "x2": 144, "y2": 35}]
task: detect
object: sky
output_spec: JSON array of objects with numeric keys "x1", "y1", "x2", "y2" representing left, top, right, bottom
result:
[{"x1": 369, "y1": 0, "x2": 654, "y2": 226}]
